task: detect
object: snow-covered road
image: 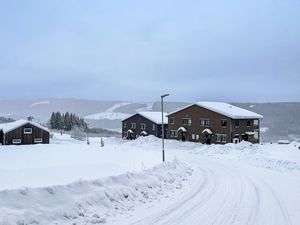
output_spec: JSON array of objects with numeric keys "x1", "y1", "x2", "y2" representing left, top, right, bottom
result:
[
  {"x1": 0, "y1": 135, "x2": 299, "y2": 225},
  {"x1": 112, "y1": 151, "x2": 299, "y2": 225}
]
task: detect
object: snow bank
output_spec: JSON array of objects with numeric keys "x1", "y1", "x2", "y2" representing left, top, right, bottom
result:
[
  {"x1": 246, "y1": 157, "x2": 300, "y2": 172},
  {"x1": 0, "y1": 160, "x2": 192, "y2": 225}
]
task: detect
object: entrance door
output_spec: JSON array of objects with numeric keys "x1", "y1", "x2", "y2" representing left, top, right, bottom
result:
[
  {"x1": 181, "y1": 132, "x2": 186, "y2": 142},
  {"x1": 0, "y1": 130, "x2": 3, "y2": 145},
  {"x1": 206, "y1": 134, "x2": 212, "y2": 144}
]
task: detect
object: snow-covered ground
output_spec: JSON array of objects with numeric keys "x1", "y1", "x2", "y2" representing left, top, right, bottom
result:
[
  {"x1": 0, "y1": 135, "x2": 299, "y2": 225},
  {"x1": 85, "y1": 102, "x2": 131, "y2": 120}
]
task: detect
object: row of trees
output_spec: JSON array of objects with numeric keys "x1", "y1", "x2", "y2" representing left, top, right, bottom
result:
[
  {"x1": 49, "y1": 112, "x2": 88, "y2": 131},
  {"x1": 0, "y1": 117, "x2": 15, "y2": 124}
]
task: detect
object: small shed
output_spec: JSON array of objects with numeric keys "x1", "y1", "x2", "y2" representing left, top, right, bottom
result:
[{"x1": 0, "y1": 119, "x2": 50, "y2": 145}]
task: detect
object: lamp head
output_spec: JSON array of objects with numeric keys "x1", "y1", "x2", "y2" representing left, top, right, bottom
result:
[{"x1": 161, "y1": 94, "x2": 170, "y2": 98}]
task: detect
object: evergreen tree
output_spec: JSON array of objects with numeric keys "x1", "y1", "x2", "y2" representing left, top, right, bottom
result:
[{"x1": 49, "y1": 111, "x2": 88, "y2": 131}]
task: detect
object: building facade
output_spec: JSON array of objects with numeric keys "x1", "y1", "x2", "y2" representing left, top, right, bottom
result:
[
  {"x1": 122, "y1": 112, "x2": 168, "y2": 139},
  {"x1": 0, "y1": 119, "x2": 50, "y2": 145},
  {"x1": 167, "y1": 102, "x2": 263, "y2": 144}
]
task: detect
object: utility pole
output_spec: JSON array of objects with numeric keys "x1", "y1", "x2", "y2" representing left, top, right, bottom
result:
[{"x1": 161, "y1": 94, "x2": 169, "y2": 162}]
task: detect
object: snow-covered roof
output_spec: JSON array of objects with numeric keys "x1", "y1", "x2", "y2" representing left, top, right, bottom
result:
[
  {"x1": 178, "y1": 127, "x2": 187, "y2": 132},
  {"x1": 202, "y1": 128, "x2": 213, "y2": 134},
  {"x1": 0, "y1": 119, "x2": 49, "y2": 133},
  {"x1": 123, "y1": 112, "x2": 168, "y2": 125},
  {"x1": 168, "y1": 102, "x2": 263, "y2": 119}
]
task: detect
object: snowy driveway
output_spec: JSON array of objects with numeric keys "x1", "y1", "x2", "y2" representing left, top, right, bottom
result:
[{"x1": 111, "y1": 142, "x2": 300, "y2": 225}]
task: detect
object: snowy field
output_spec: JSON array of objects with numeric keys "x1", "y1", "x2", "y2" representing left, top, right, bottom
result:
[{"x1": 0, "y1": 134, "x2": 300, "y2": 225}]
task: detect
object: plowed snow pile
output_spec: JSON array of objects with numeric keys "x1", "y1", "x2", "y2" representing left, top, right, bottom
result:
[{"x1": 0, "y1": 160, "x2": 192, "y2": 225}]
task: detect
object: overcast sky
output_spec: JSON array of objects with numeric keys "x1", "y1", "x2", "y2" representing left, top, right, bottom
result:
[{"x1": 0, "y1": 0, "x2": 299, "y2": 102}]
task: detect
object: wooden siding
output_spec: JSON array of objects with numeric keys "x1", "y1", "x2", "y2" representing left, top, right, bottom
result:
[
  {"x1": 167, "y1": 104, "x2": 260, "y2": 144},
  {"x1": 122, "y1": 114, "x2": 167, "y2": 139},
  {"x1": 3, "y1": 123, "x2": 49, "y2": 145}
]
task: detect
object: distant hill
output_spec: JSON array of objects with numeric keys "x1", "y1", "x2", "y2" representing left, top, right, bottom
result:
[{"x1": 0, "y1": 98, "x2": 299, "y2": 142}]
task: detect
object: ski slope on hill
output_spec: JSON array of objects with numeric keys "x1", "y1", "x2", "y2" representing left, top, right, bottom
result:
[{"x1": 0, "y1": 135, "x2": 299, "y2": 225}]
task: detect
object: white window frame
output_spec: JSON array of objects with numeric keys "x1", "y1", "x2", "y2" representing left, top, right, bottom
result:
[
  {"x1": 123, "y1": 123, "x2": 127, "y2": 128},
  {"x1": 170, "y1": 130, "x2": 178, "y2": 138},
  {"x1": 182, "y1": 118, "x2": 192, "y2": 126},
  {"x1": 24, "y1": 128, "x2": 32, "y2": 134},
  {"x1": 152, "y1": 124, "x2": 156, "y2": 131},
  {"x1": 192, "y1": 134, "x2": 195, "y2": 140},
  {"x1": 169, "y1": 118, "x2": 175, "y2": 125},
  {"x1": 221, "y1": 119, "x2": 227, "y2": 128},
  {"x1": 131, "y1": 123, "x2": 136, "y2": 129},
  {"x1": 253, "y1": 120, "x2": 259, "y2": 126},
  {"x1": 12, "y1": 139, "x2": 21, "y2": 144},
  {"x1": 140, "y1": 123, "x2": 146, "y2": 130},
  {"x1": 200, "y1": 118, "x2": 210, "y2": 126},
  {"x1": 216, "y1": 134, "x2": 227, "y2": 143},
  {"x1": 34, "y1": 138, "x2": 43, "y2": 143},
  {"x1": 196, "y1": 134, "x2": 200, "y2": 140}
]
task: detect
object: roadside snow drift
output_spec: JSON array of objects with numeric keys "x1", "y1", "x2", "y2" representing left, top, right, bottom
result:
[{"x1": 0, "y1": 160, "x2": 192, "y2": 225}]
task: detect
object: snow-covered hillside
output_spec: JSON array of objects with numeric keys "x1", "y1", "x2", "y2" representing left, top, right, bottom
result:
[
  {"x1": 0, "y1": 135, "x2": 299, "y2": 225},
  {"x1": 1, "y1": 98, "x2": 300, "y2": 142}
]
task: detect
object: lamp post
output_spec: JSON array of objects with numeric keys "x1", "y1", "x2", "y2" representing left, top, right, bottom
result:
[{"x1": 161, "y1": 94, "x2": 169, "y2": 162}]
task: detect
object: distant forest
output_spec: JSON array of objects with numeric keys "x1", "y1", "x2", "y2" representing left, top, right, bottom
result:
[
  {"x1": 49, "y1": 112, "x2": 87, "y2": 131},
  {"x1": 0, "y1": 117, "x2": 15, "y2": 124}
]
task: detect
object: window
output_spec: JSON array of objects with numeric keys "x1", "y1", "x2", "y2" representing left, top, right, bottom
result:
[
  {"x1": 221, "y1": 120, "x2": 227, "y2": 128},
  {"x1": 235, "y1": 121, "x2": 240, "y2": 128},
  {"x1": 34, "y1": 138, "x2": 43, "y2": 143},
  {"x1": 12, "y1": 139, "x2": 21, "y2": 144},
  {"x1": 254, "y1": 120, "x2": 259, "y2": 126},
  {"x1": 169, "y1": 118, "x2": 175, "y2": 125},
  {"x1": 131, "y1": 123, "x2": 136, "y2": 129},
  {"x1": 182, "y1": 118, "x2": 192, "y2": 126},
  {"x1": 24, "y1": 128, "x2": 32, "y2": 134},
  {"x1": 123, "y1": 123, "x2": 127, "y2": 128},
  {"x1": 196, "y1": 134, "x2": 200, "y2": 140},
  {"x1": 246, "y1": 120, "x2": 251, "y2": 127},
  {"x1": 254, "y1": 130, "x2": 259, "y2": 139},
  {"x1": 152, "y1": 124, "x2": 156, "y2": 131},
  {"x1": 216, "y1": 134, "x2": 227, "y2": 143},
  {"x1": 170, "y1": 130, "x2": 178, "y2": 137},
  {"x1": 200, "y1": 119, "x2": 210, "y2": 126},
  {"x1": 192, "y1": 134, "x2": 195, "y2": 140},
  {"x1": 140, "y1": 123, "x2": 146, "y2": 130}
]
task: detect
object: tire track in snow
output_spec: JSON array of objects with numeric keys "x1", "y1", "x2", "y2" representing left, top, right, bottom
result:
[
  {"x1": 129, "y1": 166, "x2": 216, "y2": 225},
  {"x1": 120, "y1": 156, "x2": 295, "y2": 225}
]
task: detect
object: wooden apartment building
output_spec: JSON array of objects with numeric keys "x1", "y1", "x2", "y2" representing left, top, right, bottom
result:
[{"x1": 167, "y1": 102, "x2": 263, "y2": 144}]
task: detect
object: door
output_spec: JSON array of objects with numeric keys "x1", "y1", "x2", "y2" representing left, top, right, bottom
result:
[
  {"x1": 181, "y1": 132, "x2": 186, "y2": 141},
  {"x1": 0, "y1": 130, "x2": 3, "y2": 145},
  {"x1": 206, "y1": 134, "x2": 212, "y2": 144}
]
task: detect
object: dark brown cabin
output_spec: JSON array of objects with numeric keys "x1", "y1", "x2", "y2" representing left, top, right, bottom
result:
[
  {"x1": 0, "y1": 119, "x2": 50, "y2": 145},
  {"x1": 167, "y1": 102, "x2": 263, "y2": 144},
  {"x1": 122, "y1": 112, "x2": 168, "y2": 139}
]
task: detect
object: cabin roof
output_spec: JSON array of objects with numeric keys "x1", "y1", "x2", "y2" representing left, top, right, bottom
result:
[{"x1": 0, "y1": 119, "x2": 49, "y2": 133}]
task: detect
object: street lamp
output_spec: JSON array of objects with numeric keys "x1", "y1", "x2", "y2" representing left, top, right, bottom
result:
[{"x1": 161, "y1": 93, "x2": 169, "y2": 162}]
